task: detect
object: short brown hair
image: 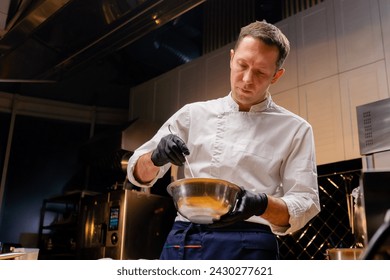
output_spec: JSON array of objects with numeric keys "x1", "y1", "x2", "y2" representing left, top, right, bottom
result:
[{"x1": 235, "y1": 21, "x2": 290, "y2": 70}]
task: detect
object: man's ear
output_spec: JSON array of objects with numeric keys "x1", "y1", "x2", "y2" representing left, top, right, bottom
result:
[
  {"x1": 271, "y1": 68, "x2": 285, "y2": 84},
  {"x1": 230, "y1": 49, "x2": 235, "y2": 69},
  {"x1": 230, "y1": 49, "x2": 235, "y2": 60}
]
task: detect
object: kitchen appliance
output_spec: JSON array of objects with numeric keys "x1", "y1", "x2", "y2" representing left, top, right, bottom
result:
[
  {"x1": 79, "y1": 189, "x2": 176, "y2": 260},
  {"x1": 356, "y1": 97, "x2": 390, "y2": 259},
  {"x1": 325, "y1": 248, "x2": 363, "y2": 260}
]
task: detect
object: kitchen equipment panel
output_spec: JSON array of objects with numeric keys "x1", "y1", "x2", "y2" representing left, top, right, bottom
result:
[{"x1": 80, "y1": 190, "x2": 176, "y2": 259}]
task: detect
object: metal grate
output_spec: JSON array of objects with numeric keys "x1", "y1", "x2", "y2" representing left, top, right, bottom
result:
[
  {"x1": 202, "y1": 0, "x2": 256, "y2": 54},
  {"x1": 278, "y1": 170, "x2": 361, "y2": 259},
  {"x1": 282, "y1": 0, "x2": 325, "y2": 19}
]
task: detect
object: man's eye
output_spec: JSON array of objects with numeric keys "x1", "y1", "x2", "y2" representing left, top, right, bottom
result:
[{"x1": 237, "y1": 62, "x2": 246, "y2": 69}]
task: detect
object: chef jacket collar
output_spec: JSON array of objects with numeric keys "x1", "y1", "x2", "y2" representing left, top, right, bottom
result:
[{"x1": 227, "y1": 92, "x2": 272, "y2": 112}]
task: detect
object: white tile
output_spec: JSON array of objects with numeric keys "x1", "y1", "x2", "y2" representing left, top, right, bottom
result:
[
  {"x1": 272, "y1": 88, "x2": 300, "y2": 117},
  {"x1": 273, "y1": 17, "x2": 298, "y2": 93},
  {"x1": 178, "y1": 61, "x2": 206, "y2": 107},
  {"x1": 334, "y1": 0, "x2": 384, "y2": 72},
  {"x1": 296, "y1": 1, "x2": 338, "y2": 84},
  {"x1": 155, "y1": 73, "x2": 179, "y2": 124},
  {"x1": 379, "y1": 0, "x2": 390, "y2": 94},
  {"x1": 0, "y1": 11, "x2": 7, "y2": 31},
  {"x1": 299, "y1": 76, "x2": 345, "y2": 165},
  {"x1": 0, "y1": 0, "x2": 10, "y2": 14}
]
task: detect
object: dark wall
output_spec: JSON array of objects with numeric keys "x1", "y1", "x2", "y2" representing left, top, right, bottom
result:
[
  {"x1": 0, "y1": 111, "x2": 171, "y2": 248},
  {"x1": 0, "y1": 114, "x2": 113, "y2": 245},
  {"x1": 0, "y1": 113, "x2": 11, "y2": 180}
]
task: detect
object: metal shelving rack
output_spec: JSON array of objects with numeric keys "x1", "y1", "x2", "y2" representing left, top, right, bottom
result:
[{"x1": 37, "y1": 190, "x2": 98, "y2": 259}]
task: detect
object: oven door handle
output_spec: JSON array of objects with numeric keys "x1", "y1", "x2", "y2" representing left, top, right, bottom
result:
[{"x1": 100, "y1": 223, "x2": 107, "y2": 245}]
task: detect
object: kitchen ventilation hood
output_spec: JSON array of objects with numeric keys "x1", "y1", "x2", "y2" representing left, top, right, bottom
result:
[{"x1": 0, "y1": 0, "x2": 205, "y2": 82}]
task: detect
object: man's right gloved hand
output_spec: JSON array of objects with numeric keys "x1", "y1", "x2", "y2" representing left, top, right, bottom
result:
[
  {"x1": 209, "y1": 188, "x2": 268, "y2": 228},
  {"x1": 151, "y1": 134, "x2": 190, "y2": 166}
]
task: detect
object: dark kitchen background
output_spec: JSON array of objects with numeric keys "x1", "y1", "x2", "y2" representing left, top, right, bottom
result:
[{"x1": 0, "y1": 0, "x2": 382, "y2": 260}]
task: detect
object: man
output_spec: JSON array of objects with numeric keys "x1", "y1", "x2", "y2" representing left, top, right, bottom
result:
[{"x1": 127, "y1": 21, "x2": 320, "y2": 259}]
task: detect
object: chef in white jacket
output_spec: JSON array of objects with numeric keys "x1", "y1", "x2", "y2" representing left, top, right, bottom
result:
[{"x1": 127, "y1": 20, "x2": 320, "y2": 260}]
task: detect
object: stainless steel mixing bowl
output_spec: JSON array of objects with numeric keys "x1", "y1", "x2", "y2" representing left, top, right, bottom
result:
[
  {"x1": 167, "y1": 178, "x2": 242, "y2": 224},
  {"x1": 325, "y1": 248, "x2": 363, "y2": 260}
]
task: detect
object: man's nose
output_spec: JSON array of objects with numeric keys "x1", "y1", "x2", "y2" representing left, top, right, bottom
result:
[{"x1": 243, "y1": 70, "x2": 254, "y2": 84}]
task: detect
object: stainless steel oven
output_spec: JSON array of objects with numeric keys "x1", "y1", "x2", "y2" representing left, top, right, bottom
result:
[
  {"x1": 79, "y1": 189, "x2": 176, "y2": 259},
  {"x1": 356, "y1": 98, "x2": 390, "y2": 259}
]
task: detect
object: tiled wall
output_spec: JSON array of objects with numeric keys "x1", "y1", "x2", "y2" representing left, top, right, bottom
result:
[{"x1": 278, "y1": 159, "x2": 362, "y2": 259}]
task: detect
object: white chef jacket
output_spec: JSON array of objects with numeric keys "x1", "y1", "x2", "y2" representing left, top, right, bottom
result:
[{"x1": 128, "y1": 93, "x2": 321, "y2": 235}]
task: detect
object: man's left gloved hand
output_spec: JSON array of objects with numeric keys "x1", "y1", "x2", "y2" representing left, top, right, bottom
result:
[{"x1": 209, "y1": 188, "x2": 268, "y2": 228}]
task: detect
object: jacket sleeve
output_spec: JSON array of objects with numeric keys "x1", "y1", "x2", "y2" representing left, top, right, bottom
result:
[{"x1": 274, "y1": 122, "x2": 321, "y2": 235}]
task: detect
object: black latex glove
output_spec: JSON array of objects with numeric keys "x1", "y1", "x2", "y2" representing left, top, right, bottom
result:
[
  {"x1": 210, "y1": 188, "x2": 268, "y2": 228},
  {"x1": 151, "y1": 134, "x2": 190, "y2": 166}
]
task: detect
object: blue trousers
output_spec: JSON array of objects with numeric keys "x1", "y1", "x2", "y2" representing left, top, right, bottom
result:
[{"x1": 160, "y1": 221, "x2": 279, "y2": 260}]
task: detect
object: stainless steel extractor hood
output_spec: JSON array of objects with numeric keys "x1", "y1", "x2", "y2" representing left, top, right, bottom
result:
[{"x1": 0, "y1": 0, "x2": 206, "y2": 82}]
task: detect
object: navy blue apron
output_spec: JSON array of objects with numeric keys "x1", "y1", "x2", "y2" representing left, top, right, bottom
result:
[{"x1": 160, "y1": 221, "x2": 279, "y2": 260}]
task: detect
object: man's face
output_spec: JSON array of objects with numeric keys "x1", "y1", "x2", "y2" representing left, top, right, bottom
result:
[{"x1": 230, "y1": 36, "x2": 284, "y2": 111}]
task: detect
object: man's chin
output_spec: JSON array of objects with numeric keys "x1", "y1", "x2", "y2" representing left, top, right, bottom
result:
[{"x1": 235, "y1": 93, "x2": 253, "y2": 105}]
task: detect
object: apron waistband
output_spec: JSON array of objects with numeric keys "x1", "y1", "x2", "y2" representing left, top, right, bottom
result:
[{"x1": 174, "y1": 221, "x2": 271, "y2": 232}]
